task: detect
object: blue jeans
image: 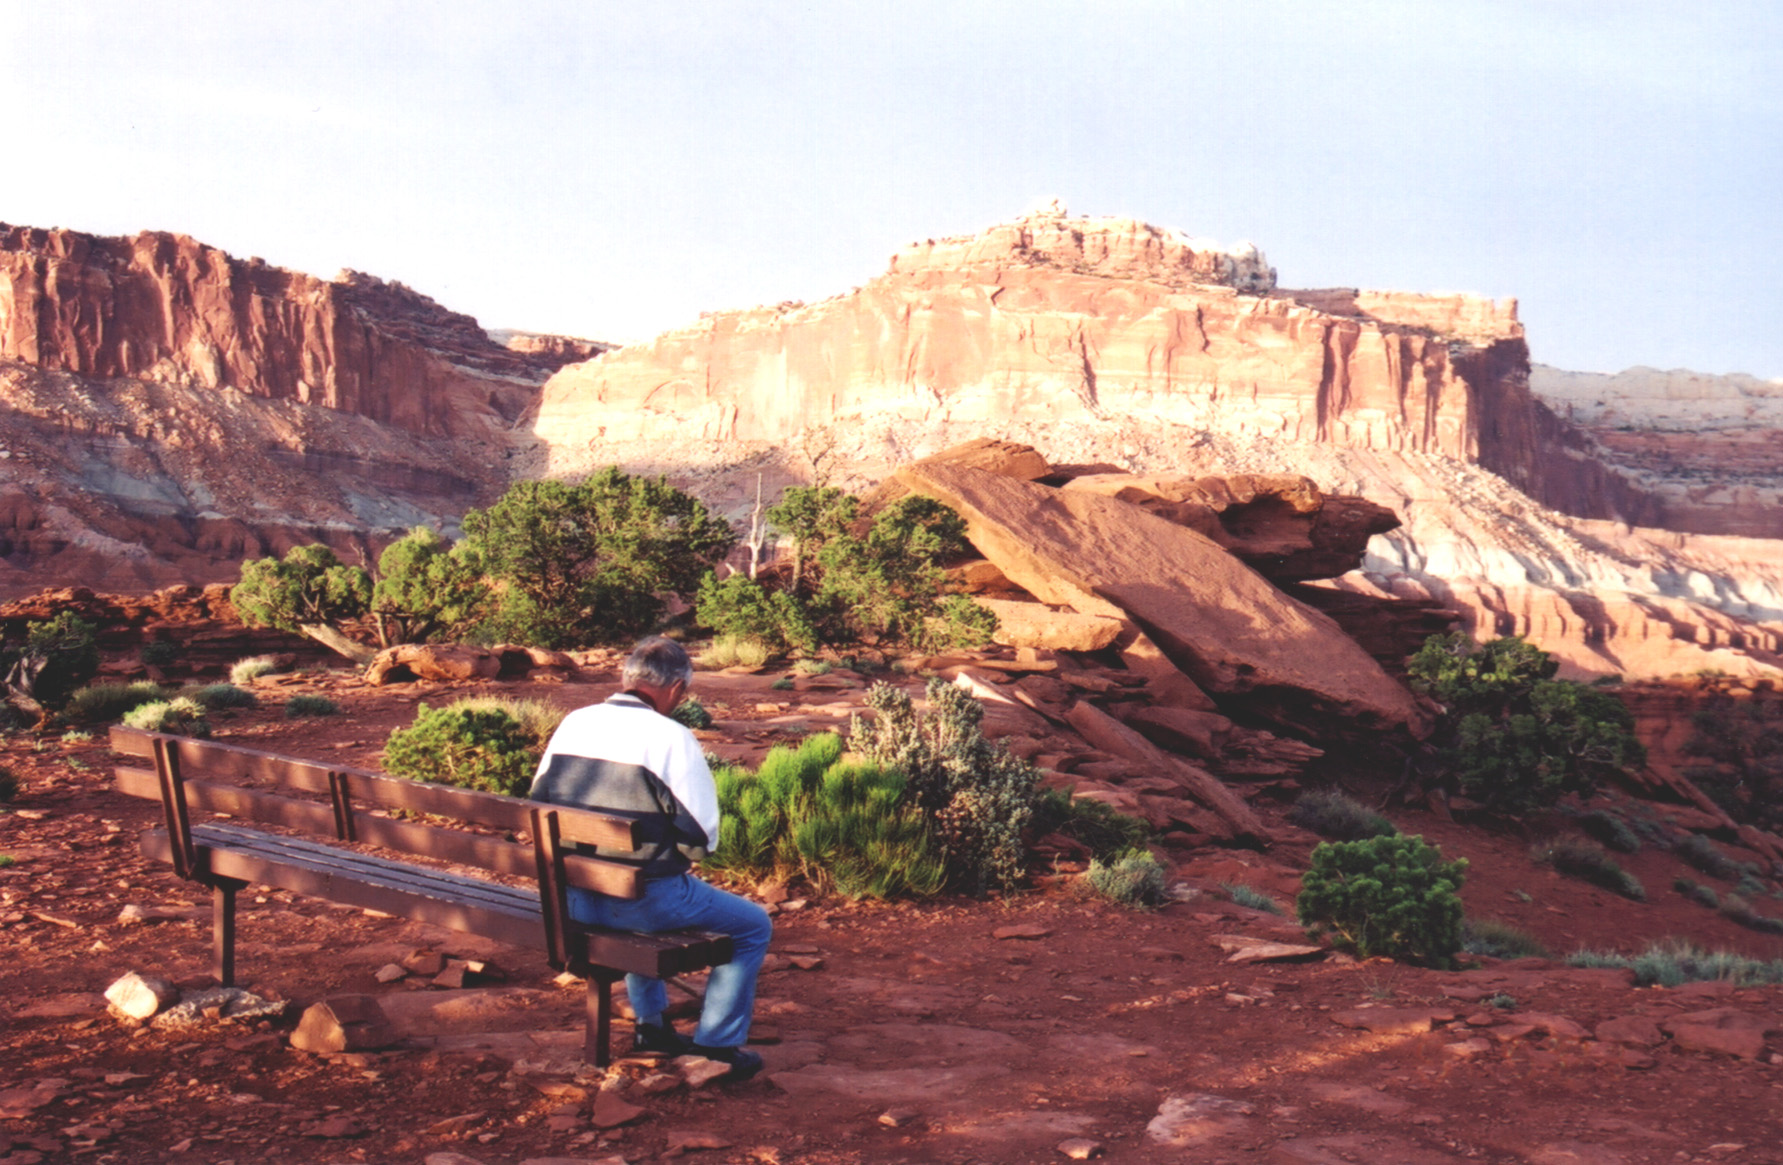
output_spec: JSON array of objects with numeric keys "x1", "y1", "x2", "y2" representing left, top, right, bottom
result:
[{"x1": 568, "y1": 873, "x2": 772, "y2": 1050}]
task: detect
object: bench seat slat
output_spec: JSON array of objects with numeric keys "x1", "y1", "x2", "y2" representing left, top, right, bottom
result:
[
  {"x1": 111, "y1": 727, "x2": 639, "y2": 848},
  {"x1": 117, "y1": 764, "x2": 645, "y2": 899},
  {"x1": 141, "y1": 825, "x2": 730, "y2": 978}
]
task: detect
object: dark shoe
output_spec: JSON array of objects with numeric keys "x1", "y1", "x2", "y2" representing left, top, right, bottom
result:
[
  {"x1": 632, "y1": 1020, "x2": 693, "y2": 1057},
  {"x1": 689, "y1": 1043, "x2": 764, "y2": 1082}
]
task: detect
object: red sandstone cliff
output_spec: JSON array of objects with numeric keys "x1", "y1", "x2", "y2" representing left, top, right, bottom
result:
[{"x1": 0, "y1": 223, "x2": 592, "y2": 438}]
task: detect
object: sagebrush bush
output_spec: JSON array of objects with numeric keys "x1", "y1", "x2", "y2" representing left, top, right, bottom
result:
[
  {"x1": 139, "y1": 640, "x2": 178, "y2": 668},
  {"x1": 1576, "y1": 809, "x2": 1642, "y2": 854},
  {"x1": 699, "y1": 635, "x2": 772, "y2": 670},
  {"x1": 1675, "y1": 876, "x2": 1721, "y2": 909},
  {"x1": 793, "y1": 659, "x2": 832, "y2": 677},
  {"x1": 229, "y1": 656, "x2": 280, "y2": 684},
  {"x1": 1223, "y1": 883, "x2": 1285, "y2": 915},
  {"x1": 284, "y1": 695, "x2": 340, "y2": 719},
  {"x1": 1674, "y1": 833, "x2": 1741, "y2": 880},
  {"x1": 1568, "y1": 941, "x2": 1783, "y2": 987},
  {"x1": 1462, "y1": 917, "x2": 1551, "y2": 959},
  {"x1": 181, "y1": 683, "x2": 257, "y2": 711},
  {"x1": 1082, "y1": 848, "x2": 1168, "y2": 908},
  {"x1": 850, "y1": 679, "x2": 1039, "y2": 894},
  {"x1": 1286, "y1": 790, "x2": 1396, "y2": 840},
  {"x1": 706, "y1": 733, "x2": 943, "y2": 899},
  {"x1": 63, "y1": 681, "x2": 169, "y2": 725},
  {"x1": 1535, "y1": 839, "x2": 1645, "y2": 901},
  {"x1": 384, "y1": 703, "x2": 537, "y2": 795},
  {"x1": 441, "y1": 696, "x2": 564, "y2": 750},
  {"x1": 1297, "y1": 834, "x2": 1468, "y2": 967},
  {"x1": 121, "y1": 697, "x2": 211, "y2": 738},
  {"x1": 1718, "y1": 893, "x2": 1783, "y2": 935},
  {"x1": 1029, "y1": 788, "x2": 1151, "y2": 860},
  {"x1": 0, "y1": 765, "x2": 18, "y2": 802}
]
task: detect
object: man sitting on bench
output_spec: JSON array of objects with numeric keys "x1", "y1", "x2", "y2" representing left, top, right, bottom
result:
[{"x1": 528, "y1": 636, "x2": 771, "y2": 1081}]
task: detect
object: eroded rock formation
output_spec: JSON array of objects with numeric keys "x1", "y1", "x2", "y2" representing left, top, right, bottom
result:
[{"x1": 0, "y1": 223, "x2": 591, "y2": 437}]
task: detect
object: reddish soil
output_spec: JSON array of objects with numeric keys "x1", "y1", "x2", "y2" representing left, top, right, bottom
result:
[{"x1": 3, "y1": 662, "x2": 1782, "y2": 1165}]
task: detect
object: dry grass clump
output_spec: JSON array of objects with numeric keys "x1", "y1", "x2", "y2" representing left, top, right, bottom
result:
[
  {"x1": 1533, "y1": 839, "x2": 1645, "y2": 901},
  {"x1": 229, "y1": 655, "x2": 282, "y2": 685},
  {"x1": 698, "y1": 636, "x2": 772, "y2": 670}
]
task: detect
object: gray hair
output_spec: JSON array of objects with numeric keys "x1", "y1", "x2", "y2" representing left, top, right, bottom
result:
[{"x1": 623, "y1": 636, "x2": 693, "y2": 690}]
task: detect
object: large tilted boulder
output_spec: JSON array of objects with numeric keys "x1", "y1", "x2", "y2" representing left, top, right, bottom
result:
[
  {"x1": 896, "y1": 461, "x2": 1426, "y2": 734},
  {"x1": 1059, "y1": 472, "x2": 1400, "y2": 582}
]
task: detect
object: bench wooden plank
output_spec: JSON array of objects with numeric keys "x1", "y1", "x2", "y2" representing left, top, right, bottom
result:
[
  {"x1": 111, "y1": 727, "x2": 640, "y2": 849},
  {"x1": 116, "y1": 765, "x2": 646, "y2": 899},
  {"x1": 143, "y1": 825, "x2": 731, "y2": 978}
]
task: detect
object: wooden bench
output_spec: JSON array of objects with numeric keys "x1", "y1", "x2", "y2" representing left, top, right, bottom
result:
[{"x1": 108, "y1": 726, "x2": 734, "y2": 1066}]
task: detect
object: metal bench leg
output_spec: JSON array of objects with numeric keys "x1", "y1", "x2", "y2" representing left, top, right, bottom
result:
[
  {"x1": 586, "y1": 970, "x2": 622, "y2": 1068},
  {"x1": 212, "y1": 878, "x2": 247, "y2": 986}
]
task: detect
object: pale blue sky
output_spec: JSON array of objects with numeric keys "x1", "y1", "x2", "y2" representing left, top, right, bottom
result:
[{"x1": 5, "y1": 1, "x2": 1779, "y2": 377}]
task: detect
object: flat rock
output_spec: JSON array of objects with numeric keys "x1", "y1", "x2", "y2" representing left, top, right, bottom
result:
[
  {"x1": 1305, "y1": 1082, "x2": 1411, "y2": 1115},
  {"x1": 974, "y1": 597, "x2": 1124, "y2": 652},
  {"x1": 589, "y1": 1090, "x2": 646, "y2": 1129},
  {"x1": 1210, "y1": 935, "x2": 1325, "y2": 963},
  {"x1": 1330, "y1": 1007, "x2": 1455, "y2": 1035},
  {"x1": 1146, "y1": 1092, "x2": 1257, "y2": 1148},
  {"x1": 1594, "y1": 1015, "x2": 1665, "y2": 1047},
  {"x1": 1057, "y1": 1137, "x2": 1104, "y2": 1160},
  {"x1": 994, "y1": 924, "x2": 1051, "y2": 940}
]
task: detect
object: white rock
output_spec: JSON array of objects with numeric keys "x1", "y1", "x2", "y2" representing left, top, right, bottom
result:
[{"x1": 104, "y1": 972, "x2": 180, "y2": 1020}]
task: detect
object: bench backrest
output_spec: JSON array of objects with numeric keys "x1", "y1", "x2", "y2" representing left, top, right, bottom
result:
[{"x1": 110, "y1": 726, "x2": 652, "y2": 969}]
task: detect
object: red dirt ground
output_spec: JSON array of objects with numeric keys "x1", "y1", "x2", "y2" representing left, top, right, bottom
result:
[{"x1": 2, "y1": 662, "x2": 1781, "y2": 1165}]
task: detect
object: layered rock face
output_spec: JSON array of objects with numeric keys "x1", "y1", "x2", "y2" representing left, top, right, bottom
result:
[
  {"x1": 0, "y1": 223, "x2": 587, "y2": 438},
  {"x1": 0, "y1": 223, "x2": 609, "y2": 597},
  {"x1": 530, "y1": 204, "x2": 1530, "y2": 480},
  {"x1": 529, "y1": 207, "x2": 1781, "y2": 683},
  {"x1": 1530, "y1": 365, "x2": 1783, "y2": 539}
]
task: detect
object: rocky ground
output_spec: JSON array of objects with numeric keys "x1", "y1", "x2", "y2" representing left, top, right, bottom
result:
[{"x1": 3, "y1": 661, "x2": 1783, "y2": 1165}]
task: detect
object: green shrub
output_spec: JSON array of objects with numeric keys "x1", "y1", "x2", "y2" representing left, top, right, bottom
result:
[
  {"x1": 462, "y1": 468, "x2": 736, "y2": 648},
  {"x1": 1535, "y1": 839, "x2": 1645, "y2": 900},
  {"x1": 1674, "y1": 834, "x2": 1740, "y2": 880},
  {"x1": 64, "y1": 681, "x2": 169, "y2": 725},
  {"x1": 1407, "y1": 633, "x2": 1643, "y2": 814},
  {"x1": 440, "y1": 696, "x2": 564, "y2": 750},
  {"x1": 850, "y1": 679, "x2": 1040, "y2": 894},
  {"x1": 121, "y1": 698, "x2": 211, "y2": 738},
  {"x1": 1576, "y1": 809, "x2": 1641, "y2": 854},
  {"x1": 694, "y1": 574, "x2": 817, "y2": 655},
  {"x1": 1029, "y1": 788, "x2": 1151, "y2": 860},
  {"x1": 1567, "y1": 941, "x2": 1783, "y2": 987},
  {"x1": 706, "y1": 733, "x2": 943, "y2": 899},
  {"x1": 912, "y1": 594, "x2": 999, "y2": 653},
  {"x1": 384, "y1": 704, "x2": 537, "y2": 795},
  {"x1": 793, "y1": 659, "x2": 832, "y2": 676},
  {"x1": 139, "y1": 640, "x2": 178, "y2": 668},
  {"x1": 770, "y1": 677, "x2": 794, "y2": 691},
  {"x1": 670, "y1": 698, "x2": 713, "y2": 730},
  {"x1": 284, "y1": 695, "x2": 340, "y2": 719},
  {"x1": 1222, "y1": 883, "x2": 1284, "y2": 915},
  {"x1": 231, "y1": 544, "x2": 372, "y2": 659},
  {"x1": 3, "y1": 612, "x2": 101, "y2": 711},
  {"x1": 1082, "y1": 848, "x2": 1168, "y2": 908},
  {"x1": 699, "y1": 635, "x2": 772, "y2": 670},
  {"x1": 0, "y1": 854, "x2": 13, "y2": 868},
  {"x1": 1461, "y1": 918, "x2": 1551, "y2": 959},
  {"x1": 0, "y1": 765, "x2": 18, "y2": 802},
  {"x1": 229, "y1": 655, "x2": 280, "y2": 684},
  {"x1": 1297, "y1": 834, "x2": 1468, "y2": 967},
  {"x1": 1286, "y1": 790, "x2": 1396, "y2": 841},
  {"x1": 1680, "y1": 689, "x2": 1783, "y2": 832},
  {"x1": 1488, "y1": 993, "x2": 1518, "y2": 1009},
  {"x1": 368, "y1": 526, "x2": 490, "y2": 645},
  {"x1": 181, "y1": 683, "x2": 257, "y2": 711}
]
